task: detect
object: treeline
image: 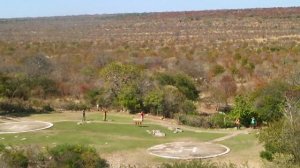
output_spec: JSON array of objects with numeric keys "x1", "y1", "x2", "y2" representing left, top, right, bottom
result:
[{"x1": 86, "y1": 62, "x2": 199, "y2": 117}]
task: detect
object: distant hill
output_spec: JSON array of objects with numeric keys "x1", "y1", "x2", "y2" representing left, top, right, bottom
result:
[
  {"x1": 0, "y1": 7, "x2": 299, "y2": 99},
  {"x1": 0, "y1": 7, "x2": 299, "y2": 42}
]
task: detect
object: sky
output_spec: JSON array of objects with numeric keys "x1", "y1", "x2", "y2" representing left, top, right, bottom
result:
[{"x1": 1, "y1": 0, "x2": 300, "y2": 19}]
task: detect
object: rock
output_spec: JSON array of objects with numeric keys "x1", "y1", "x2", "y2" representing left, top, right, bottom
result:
[
  {"x1": 173, "y1": 128, "x2": 183, "y2": 134},
  {"x1": 152, "y1": 130, "x2": 166, "y2": 137},
  {"x1": 154, "y1": 132, "x2": 166, "y2": 137}
]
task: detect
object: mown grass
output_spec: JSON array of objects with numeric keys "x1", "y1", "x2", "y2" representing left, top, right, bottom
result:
[
  {"x1": 0, "y1": 121, "x2": 226, "y2": 154},
  {"x1": 219, "y1": 133, "x2": 258, "y2": 152}
]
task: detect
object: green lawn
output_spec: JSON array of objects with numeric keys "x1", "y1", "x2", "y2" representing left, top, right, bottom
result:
[
  {"x1": 0, "y1": 112, "x2": 263, "y2": 166},
  {"x1": 0, "y1": 121, "x2": 227, "y2": 154}
]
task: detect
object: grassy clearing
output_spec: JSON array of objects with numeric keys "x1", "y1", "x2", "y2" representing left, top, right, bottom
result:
[
  {"x1": 0, "y1": 121, "x2": 226, "y2": 154},
  {"x1": 0, "y1": 112, "x2": 263, "y2": 167},
  {"x1": 213, "y1": 133, "x2": 263, "y2": 167}
]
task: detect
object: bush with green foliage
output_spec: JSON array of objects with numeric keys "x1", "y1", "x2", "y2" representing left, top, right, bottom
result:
[
  {"x1": 161, "y1": 160, "x2": 239, "y2": 168},
  {"x1": 0, "y1": 144, "x2": 109, "y2": 168},
  {"x1": 156, "y1": 73, "x2": 199, "y2": 101},
  {"x1": 162, "y1": 86, "x2": 187, "y2": 118},
  {"x1": 252, "y1": 81, "x2": 288, "y2": 123},
  {"x1": 0, "y1": 74, "x2": 58, "y2": 100},
  {"x1": 64, "y1": 102, "x2": 89, "y2": 111},
  {"x1": 177, "y1": 114, "x2": 212, "y2": 128},
  {"x1": 259, "y1": 98, "x2": 300, "y2": 166},
  {"x1": 42, "y1": 104, "x2": 54, "y2": 112},
  {"x1": 1, "y1": 148, "x2": 29, "y2": 168},
  {"x1": 181, "y1": 100, "x2": 197, "y2": 115},
  {"x1": 0, "y1": 100, "x2": 37, "y2": 116},
  {"x1": 117, "y1": 85, "x2": 141, "y2": 113},
  {"x1": 100, "y1": 62, "x2": 143, "y2": 98},
  {"x1": 260, "y1": 150, "x2": 273, "y2": 161},
  {"x1": 211, "y1": 64, "x2": 225, "y2": 76},
  {"x1": 211, "y1": 113, "x2": 235, "y2": 128},
  {"x1": 48, "y1": 144, "x2": 109, "y2": 168},
  {"x1": 230, "y1": 95, "x2": 257, "y2": 127},
  {"x1": 143, "y1": 89, "x2": 164, "y2": 115},
  {"x1": 85, "y1": 89, "x2": 105, "y2": 105}
]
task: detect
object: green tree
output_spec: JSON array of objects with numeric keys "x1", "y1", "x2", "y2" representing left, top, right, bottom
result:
[
  {"x1": 162, "y1": 85, "x2": 187, "y2": 118},
  {"x1": 143, "y1": 89, "x2": 164, "y2": 116},
  {"x1": 259, "y1": 98, "x2": 300, "y2": 166},
  {"x1": 253, "y1": 81, "x2": 288, "y2": 123},
  {"x1": 117, "y1": 85, "x2": 141, "y2": 113},
  {"x1": 230, "y1": 95, "x2": 257, "y2": 127},
  {"x1": 156, "y1": 73, "x2": 199, "y2": 101},
  {"x1": 181, "y1": 100, "x2": 197, "y2": 115},
  {"x1": 100, "y1": 62, "x2": 142, "y2": 98}
]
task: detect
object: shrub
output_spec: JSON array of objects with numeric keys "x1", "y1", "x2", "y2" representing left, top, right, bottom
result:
[
  {"x1": 211, "y1": 113, "x2": 235, "y2": 128},
  {"x1": 48, "y1": 144, "x2": 109, "y2": 168},
  {"x1": 143, "y1": 89, "x2": 164, "y2": 115},
  {"x1": 64, "y1": 103, "x2": 89, "y2": 111},
  {"x1": 84, "y1": 89, "x2": 104, "y2": 105},
  {"x1": 252, "y1": 80, "x2": 288, "y2": 123},
  {"x1": 117, "y1": 85, "x2": 142, "y2": 114},
  {"x1": 1, "y1": 148, "x2": 29, "y2": 168},
  {"x1": 156, "y1": 73, "x2": 199, "y2": 101},
  {"x1": 0, "y1": 144, "x2": 109, "y2": 168},
  {"x1": 162, "y1": 86, "x2": 186, "y2": 118},
  {"x1": 42, "y1": 104, "x2": 54, "y2": 112},
  {"x1": 230, "y1": 95, "x2": 257, "y2": 127},
  {"x1": 0, "y1": 101, "x2": 37, "y2": 116},
  {"x1": 161, "y1": 160, "x2": 239, "y2": 168},
  {"x1": 181, "y1": 100, "x2": 197, "y2": 115},
  {"x1": 177, "y1": 114, "x2": 212, "y2": 128},
  {"x1": 211, "y1": 64, "x2": 225, "y2": 76},
  {"x1": 260, "y1": 150, "x2": 273, "y2": 161}
]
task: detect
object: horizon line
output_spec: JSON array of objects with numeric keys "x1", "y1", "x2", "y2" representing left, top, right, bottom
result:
[{"x1": 1, "y1": 5, "x2": 299, "y2": 20}]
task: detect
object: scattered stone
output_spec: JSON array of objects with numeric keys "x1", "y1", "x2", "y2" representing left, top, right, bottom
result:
[
  {"x1": 21, "y1": 138, "x2": 27, "y2": 141},
  {"x1": 0, "y1": 137, "x2": 4, "y2": 140},
  {"x1": 105, "y1": 142, "x2": 108, "y2": 145},
  {"x1": 152, "y1": 130, "x2": 166, "y2": 137},
  {"x1": 14, "y1": 135, "x2": 18, "y2": 138},
  {"x1": 173, "y1": 128, "x2": 183, "y2": 134},
  {"x1": 146, "y1": 130, "x2": 152, "y2": 134},
  {"x1": 154, "y1": 132, "x2": 166, "y2": 137}
]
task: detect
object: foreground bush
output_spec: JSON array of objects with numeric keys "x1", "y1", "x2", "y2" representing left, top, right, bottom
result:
[
  {"x1": 48, "y1": 144, "x2": 109, "y2": 168},
  {"x1": 161, "y1": 160, "x2": 240, "y2": 168},
  {"x1": 0, "y1": 144, "x2": 109, "y2": 168}
]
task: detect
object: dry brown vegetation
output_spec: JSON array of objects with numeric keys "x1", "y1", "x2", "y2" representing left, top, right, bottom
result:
[{"x1": 0, "y1": 7, "x2": 299, "y2": 109}]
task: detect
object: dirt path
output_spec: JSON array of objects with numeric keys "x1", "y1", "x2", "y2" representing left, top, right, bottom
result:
[{"x1": 209, "y1": 129, "x2": 249, "y2": 142}]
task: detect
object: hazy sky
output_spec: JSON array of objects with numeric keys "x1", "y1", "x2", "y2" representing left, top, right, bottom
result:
[{"x1": 1, "y1": 0, "x2": 300, "y2": 18}]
